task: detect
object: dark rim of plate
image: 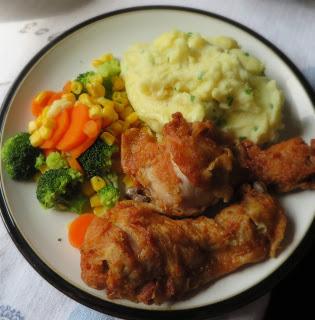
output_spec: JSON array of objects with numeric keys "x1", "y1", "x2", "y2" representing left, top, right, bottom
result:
[{"x1": 0, "y1": 5, "x2": 315, "y2": 320}]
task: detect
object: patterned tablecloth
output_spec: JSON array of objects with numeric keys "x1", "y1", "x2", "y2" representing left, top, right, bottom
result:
[{"x1": 0, "y1": 1, "x2": 314, "y2": 319}]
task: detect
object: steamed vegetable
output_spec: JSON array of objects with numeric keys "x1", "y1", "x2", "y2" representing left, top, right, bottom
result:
[
  {"x1": 36, "y1": 168, "x2": 85, "y2": 211},
  {"x1": 1, "y1": 132, "x2": 41, "y2": 180},
  {"x1": 46, "y1": 151, "x2": 68, "y2": 169},
  {"x1": 68, "y1": 213, "x2": 94, "y2": 248},
  {"x1": 78, "y1": 139, "x2": 118, "y2": 178}
]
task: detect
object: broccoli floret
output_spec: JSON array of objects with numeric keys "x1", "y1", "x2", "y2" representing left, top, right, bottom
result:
[
  {"x1": 76, "y1": 71, "x2": 96, "y2": 86},
  {"x1": 98, "y1": 184, "x2": 120, "y2": 210},
  {"x1": 46, "y1": 151, "x2": 68, "y2": 169},
  {"x1": 35, "y1": 153, "x2": 46, "y2": 170},
  {"x1": 66, "y1": 193, "x2": 90, "y2": 214},
  {"x1": 1, "y1": 132, "x2": 41, "y2": 180},
  {"x1": 78, "y1": 139, "x2": 118, "y2": 178},
  {"x1": 96, "y1": 58, "x2": 120, "y2": 78},
  {"x1": 36, "y1": 168, "x2": 83, "y2": 210}
]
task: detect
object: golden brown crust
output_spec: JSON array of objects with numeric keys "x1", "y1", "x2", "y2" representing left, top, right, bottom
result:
[
  {"x1": 81, "y1": 187, "x2": 286, "y2": 304},
  {"x1": 239, "y1": 138, "x2": 315, "y2": 192}
]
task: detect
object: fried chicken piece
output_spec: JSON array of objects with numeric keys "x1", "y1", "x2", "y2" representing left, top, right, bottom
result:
[
  {"x1": 239, "y1": 138, "x2": 315, "y2": 192},
  {"x1": 81, "y1": 186, "x2": 286, "y2": 304},
  {"x1": 121, "y1": 113, "x2": 235, "y2": 217}
]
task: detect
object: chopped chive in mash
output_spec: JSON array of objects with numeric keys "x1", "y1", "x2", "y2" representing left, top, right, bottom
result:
[
  {"x1": 215, "y1": 118, "x2": 227, "y2": 127},
  {"x1": 197, "y1": 71, "x2": 205, "y2": 80},
  {"x1": 270, "y1": 103, "x2": 274, "y2": 109},
  {"x1": 186, "y1": 32, "x2": 193, "y2": 37},
  {"x1": 253, "y1": 126, "x2": 259, "y2": 131},
  {"x1": 227, "y1": 96, "x2": 234, "y2": 106},
  {"x1": 244, "y1": 52, "x2": 250, "y2": 56},
  {"x1": 239, "y1": 136, "x2": 247, "y2": 141},
  {"x1": 245, "y1": 88, "x2": 253, "y2": 95},
  {"x1": 190, "y1": 95, "x2": 196, "y2": 102}
]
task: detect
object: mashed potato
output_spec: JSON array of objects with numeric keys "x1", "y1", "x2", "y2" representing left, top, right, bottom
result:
[{"x1": 121, "y1": 30, "x2": 284, "y2": 143}]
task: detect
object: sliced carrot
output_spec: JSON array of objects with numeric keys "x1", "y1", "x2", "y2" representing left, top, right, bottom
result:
[
  {"x1": 56, "y1": 103, "x2": 90, "y2": 151},
  {"x1": 63, "y1": 81, "x2": 72, "y2": 93},
  {"x1": 83, "y1": 120, "x2": 101, "y2": 139},
  {"x1": 68, "y1": 213, "x2": 95, "y2": 248},
  {"x1": 41, "y1": 108, "x2": 72, "y2": 149},
  {"x1": 31, "y1": 91, "x2": 55, "y2": 117},
  {"x1": 47, "y1": 92, "x2": 63, "y2": 106},
  {"x1": 67, "y1": 156, "x2": 83, "y2": 172}
]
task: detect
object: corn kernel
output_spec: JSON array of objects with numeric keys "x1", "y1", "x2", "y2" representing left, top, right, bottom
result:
[
  {"x1": 78, "y1": 93, "x2": 93, "y2": 106},
  {"x1": 100, "y1": 53, "x2": 113, "y2": 62},
  {"x1": 123, "y1": 175, "x2": 136, "y2": 188},
  {"x1": 30, "y1": 131, "x2": 44, "y2": 147},
  {"x1": 114, "y1": 102, "x2": 125, "y2": 114},
  {"x1": 92, "y1": 59, "x2": 103, "y2": 67},
  {"x1": 71, "y1": 80, "x2": 83, "y2": 95},
  {"x1": 28, "y1": 120, "x2": 38, "y2": 134},
  {"x1": 126, "y1": 112, "x2": 139, "y2": 124},
  {"x1": 89, "y1": 104, "x2": 103, "y2": 119},
  {"x1": 35, "y1": 116, "x2": 42, "y2": 127},
  {"x1": 39, "y1": 164, "x2": 48, "y2": 174},
  {"x1": 96, "y1": 97, "x2": 115, "y2": 109},
  {"x1": 108, "y1": 121, "x2": 124, "y2": 136},
  {"x1": 81, "y1": 181, "x2": 95, "y2": 197},
  {"x1": 38, "y1": 126, "x2": 53, "y2": 140},
  {"x1": 120, "y1": 106, "x2": 134, "y2": 120},
  {"x1": 112, "y1": 91, "x2": 129, "y2": 106},
  {"x1": 102, "y1": 105, "x2": 119, "y2": 124},
  {"x1": 93, "y1": 207, "x2": 107, "y2": 217},
  {"x1": 90, "y1": 194, "x2": 102, "y2": 208},
  {"x1": 86, "y1": 82, "x2": 105, "y2": 98},
  {"x1": 117, "y1": 119, "x2": 129, "y2": 131},
  {"x1": 90, "y1": 176, "x2": 106, "y2": 192},
  {"x1": 42, "y1": 117, "x2": 55, "y2": 129},
  {"x1": 112, "y1": 76, "x2": 125, "y2": 91},
  {"x1": 41, "y1": 106, "x2": 50, "y2": 118},
  {"x1": 62, "y1": 93, "x2": 76, "y2": 104},
  {"x1": 100, "y1": 132, "x2": 115, "y2": 146},
  {"x1": 88, "y1": 73, "x2": 103, "y2": 84}
]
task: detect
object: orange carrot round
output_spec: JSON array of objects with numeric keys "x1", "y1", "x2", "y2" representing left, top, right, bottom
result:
[
  {"x1": 68, "y1": 213, "x2": 94, "y2": 248},
  {"x1": 83, "y1": 120, "x2": 101, "y2": 138},
  {"x1": 56, "y1": 103, "x2": 90, "y2": 151},
  {"x1": 31, "y1": 91, "x2": 55, "y2": 116},
  {"x1": 41, "y1": 108, "x2": 72, "y2": 149}
]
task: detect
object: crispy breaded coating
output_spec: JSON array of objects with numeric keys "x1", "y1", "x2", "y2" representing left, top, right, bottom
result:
[
  {"x1": 239, "y1": 138, "x2": 315, "y2": 192},
  {"x1": 81, "y1": 186, "x2": 286, "y2": 304},
  {"x1": 121, "y1": 113, "x2": 234, "y2": 217}
]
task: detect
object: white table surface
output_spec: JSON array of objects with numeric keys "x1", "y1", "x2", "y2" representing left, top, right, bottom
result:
[{"x1": 0, "y1": 1, "x2": 314, "y2": 319}]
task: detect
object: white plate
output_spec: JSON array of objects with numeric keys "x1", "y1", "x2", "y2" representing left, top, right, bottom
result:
[{"x1": 1, "y1": 6, "x2": 315, "y2": 320}]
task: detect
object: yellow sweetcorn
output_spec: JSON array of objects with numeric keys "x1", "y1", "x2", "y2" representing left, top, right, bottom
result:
[
  {"x1": 62, "y1": 93, "x2": 76, "y2": 104},
  {"x1": 107, "y1": 121, "x2": 124, "y2": 136},
  {"x1": 93, "y1": 207, "x2": 107, "y2": 217},
  {"x1": 126, "y1": 112, "x2": 139, "y2": 124},
  {"x1": 89, "y1": 105, "x2": 103, "y2": 119},
  {"x1": 30, "y1": 131, "x2": 44, "y2": 147},
  {"x1": 86, "y1": 82, "x2": 105, "y2": 98},
  {"x1": 81, "y1": 181, "x2": 95, "y2": 197},
  {"x1": 71, "y1": 80, "x2": 83, "y2": 95},
  {"x1": 120, "y1": 105, "x2": 134, "y2": 120},
  {"x1": 28, "y1": 120, "x2": 38, "y2": 134},
  {"x1": 88, "y1": 73, "x2": 103, "y2": 84},
  {"x1": 41, "y1": 106, "x2": 50, "y2": 118},
  {"x1": 112, "y1": 91, "x2": 129, "y2": 107},
  {"x1": 95, "y1": 97, "x2": 115, "y2": 109},
  {"x1": 90, "y1": 176, "x2": 106, "y2": 192},
  {"x1": 90, "y1": 194, "x2": 102, "y2": 208},
  {"x1": 114, "y1": 102, "x2": 125, "y2": 114},
  {"x1": 92, "y1": 59, "x2": 103, "y2": 67},
  {"x1": 78, "y1": 93, "x2": 93, "y2": 106},
  {"x1": 38, "y1": 126, "x2": 53, "y2": 140},
  {"x1": 42, "y1": 117, "x2": 55, "y2": 129},
  {"x1": 38, "y1": 164, "x2": 48, "y2": 174},
  {"x1": 100, "y1": 132, "x2": 115, "y2": 146},
  {"x1": 123, "y1": 175, "x2": 136, "y2": 188},
  {"x1": 99, "y1": 53, "x2": 113, "y2": 62},
  {"x1": 102, "y1": 104, "x2": 119, "y2": 123},
  {"x1": 112, "y1": 76, "x2": 125, "y2": 91}
]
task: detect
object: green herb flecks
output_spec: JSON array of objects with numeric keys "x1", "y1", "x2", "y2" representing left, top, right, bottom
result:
[
  {"x1": 190, "y1": 95, "x2": 196, "y2": 102},
  {"x1": 239, "y1": 136, "x2": 247, "y2": 141},
  {"x1": 227, "y1": 96, "x2": 234, "y2": 106},
  {"x1": 253, "y1": 126, "x2": 259, "y2": 132},
  {"x1": 245, "y1": 88, "x2": 253, "y2": 95},
  {"x1": 244, "y1": 52, "x2": 250, "y2": 56},
  {"x1": 197, "y1": 71, "x2": 205, "y2": 80},
  {"x1": 270, "y1": 103, "x2": 274, "y2": 109},
  {"x1": 186, "y1": 32, "x2": 193, "y2": 37}
]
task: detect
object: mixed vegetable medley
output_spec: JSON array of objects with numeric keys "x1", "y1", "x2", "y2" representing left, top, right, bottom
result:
[{"x1": 1, "y1": 54, "x2": 140, "y2": 248}]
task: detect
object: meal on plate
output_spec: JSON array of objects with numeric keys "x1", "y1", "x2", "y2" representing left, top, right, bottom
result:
[{"x1": 2, "y1": 30, "x2": 315, "y2": 304}]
